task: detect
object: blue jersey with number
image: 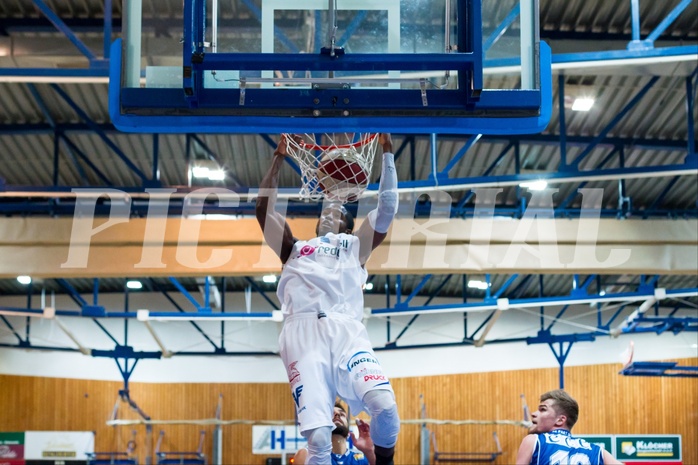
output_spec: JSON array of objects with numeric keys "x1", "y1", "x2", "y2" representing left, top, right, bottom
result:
[
  {"x1": 531, "y1": 429, "x2": 604, "y2": 465},
  {"x1": 331, "y1": 449, "x2": 369, "y2": 465}
]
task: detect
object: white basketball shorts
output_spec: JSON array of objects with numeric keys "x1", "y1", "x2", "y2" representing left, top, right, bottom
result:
[{"x1": 279, "y1": 312, "x2": 394, "y2": 433}]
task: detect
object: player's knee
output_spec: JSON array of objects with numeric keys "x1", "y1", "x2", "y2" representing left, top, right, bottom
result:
[
  {"x1": 363, "y1": 390, "x2": 400, "y2": 448},
  {"x1": 302, "y1": 426, "x2": 332, "y2": 464}
]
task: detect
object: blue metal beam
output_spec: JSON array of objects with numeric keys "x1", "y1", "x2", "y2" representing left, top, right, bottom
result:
[
  {"x1": 27, "y1": 84, "x2": 91, "y2": 186},
  {"x1": 148, "y1": 278, "x2": 220, "y2": 350},
  {"x1": 337, "y1": 11, "x2": 369, "y2": 49},
  {"x1": 0, "y1": 315, "x2": 24, "y2": 345},
  {"x1": 371, "y1": 288, "x2": 698, "y2": 317},
  {"x1": 259, "y1": 133, "x2": 302, "y2": 177},
  {"x1": 54, "y1": 278, "x2": 120, "y2": 345},
  {"x1": 545, "y1": 305, "x2": 570, "y2": 332},
  {"x1": 644, "y1": 0, "x2": 694, "y2": 46},
  {"x1": 558, "y1": 74, "x2": 568, "y2": 168},
  {"x1": 238, "y1": 0, "x2": 299, "y2": 53},
  {"x1": 31, "y1": 0, "x2": 98, "y2": 62},
  {"x1": 49, "y1": 84, "x2": 150, "y2": 183},
  {"x1": 483, "y1": 3, "x2": 520, "y2": 53},
  {"x1": 630, "y1": 0, "x2": 641, "y2": 43},
  {"x1": 454, "y1": 141, "x2": 514, "y2": 210},
  {"x1": 0, "y1": 124, "x2": 692, "y2": 154},
  {"x1": 168, "y1": 277, "x2": 209, "y2": 312},
  {"x1": 243, "y1": 277, "x2": 280, "y2": 311},
  {"x1": 59, "y1": 135, "x2": 114, "y2": 185},
  {"x1": 687, "y1": 73, "x2": 697, "y2": 158},
  {"x1": 400, "y1": 275, "x2": 433, "y2": 307},
  {"x1": 556, "y1": 146, "x2": 619, "y2": 211},
  {"x1": 438, "y1": 134, "x2": 482, "y2": 179},
  {"x1": 621, "y1": 361, "x2": 698, "y2": 378},
  {"x1": 492, "y1": 274, "x2": 518, "y2": 300},
  {"x1": 569, "y1": 77, "x2": 660, "y2": 168}
]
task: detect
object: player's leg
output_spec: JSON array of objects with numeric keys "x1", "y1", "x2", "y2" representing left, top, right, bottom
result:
[
  {"x1": 279, "y1": 315, "x2": 336, "y2": 463},
  {"x1": 363, "y1": 389, "x2": 399, "y2": 465},
  {"x1": 335, "y1": 320, "x2": 400, "y2": 465}
]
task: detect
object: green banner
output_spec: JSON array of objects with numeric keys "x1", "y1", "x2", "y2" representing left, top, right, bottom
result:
[
  {"x1": 615, "y1": 435, "x2": 681, "y2": 461},
  {"x1": 578, "y1": 435, "x2": 614, "y2": 454},
  {"x1": 0, "y1": 432, "x2": 24, "y2": 445}
]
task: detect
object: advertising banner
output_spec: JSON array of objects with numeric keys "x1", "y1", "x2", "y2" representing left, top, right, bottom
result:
[
  {"x1": 578, "y1": 435, "x2": 614, "y2": 454},
  {"x1": 615, "y1": 435, "x2": 681, "y2": 464},
  {"x1": 0, "y1": 432, "x2": 25, "y2": 465},
  {"x1": 24, "y1": 432, "x2": 94, "y2": 461},
  {"x1": 252, "y1": 425, "x2": 360, "y2": 455},
  {"x1": 252, "y1": 426, "x2": 305, "y2": 454}
]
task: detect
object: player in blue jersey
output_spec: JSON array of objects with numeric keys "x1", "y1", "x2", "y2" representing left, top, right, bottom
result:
[
  {"x1": 294, "y1": 401, "x2": 374, "y2": 465},
  {"x1": 516, "y1": 390, "x2": 622, "y2": 465}
]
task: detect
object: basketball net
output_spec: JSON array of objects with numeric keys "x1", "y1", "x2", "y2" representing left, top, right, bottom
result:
[{"x1": 284, "y1": 133, "x2": 379, "y2": 203}]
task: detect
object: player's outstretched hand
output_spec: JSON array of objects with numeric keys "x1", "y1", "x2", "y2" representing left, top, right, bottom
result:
[
  {"x1": 274, "y1": 134, "x2": 302, "y2": 157},
  {"x1": 378, "y1": 133, "x2": 393, "y2": 154},
  {"x1": 350, "y1": 418, "x2": 374, "y2": 454}
]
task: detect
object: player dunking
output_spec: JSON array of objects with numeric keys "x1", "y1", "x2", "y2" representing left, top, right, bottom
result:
[{"x1": 256, "y1": 133, "x2": 400, "y2": 465}]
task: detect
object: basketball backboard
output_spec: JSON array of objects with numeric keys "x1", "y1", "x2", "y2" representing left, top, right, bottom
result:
[{"x1": 110, "y1": 0, "x2": 550, "y2": 134}]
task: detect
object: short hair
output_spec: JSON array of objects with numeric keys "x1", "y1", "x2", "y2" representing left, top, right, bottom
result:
[
  {"x1": 334, "y1": 400, "x2": 347, "y2": 413},
  {"x1": 540, "y1": 389, "x2": 579, "y2": 429}
]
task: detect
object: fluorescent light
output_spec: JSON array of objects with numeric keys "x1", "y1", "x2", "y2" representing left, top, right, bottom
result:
[
  {"x1": 467, "y1": 280, "x2": 490, "y2": 290},
  {"x1": 572, "y1": 97, "x2": 594, "y2": 111},
  {"x1": 206, "y1": 169, "x2": 226, "y2": 181},
  {"x1": 365, "y1": 282, "x2": 374, "y2": 291},
  {"x1": 519, "y1": 180, "x2": 548, "y2": 191},
  {"x1": 192, "y1": 165, "x2": 226, "y2": 181},
  {"x1": 17, "y1": 276, "x2": 32, "y2": 285},
  {"x1": 192, "y1": 166, "x2": 210, "y2": 178},
  {"x1": 126, "y1": 280, "x2": 143, "y2": 290},
  {"x1": 599, "y1": 290, "x2": 606, "y2": 296},
  {"x1": 262, "y1": 275, "x2": 277, "y2": 284}
]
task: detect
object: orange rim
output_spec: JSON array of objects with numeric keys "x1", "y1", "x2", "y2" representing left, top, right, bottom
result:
[{"x1": 299, "y1": 133, "x2": 378, "y2": 151}]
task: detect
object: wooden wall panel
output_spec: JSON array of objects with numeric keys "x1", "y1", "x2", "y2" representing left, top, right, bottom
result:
[{"x1": 1, "y1": 357, "x2": 696, "y2": 464}]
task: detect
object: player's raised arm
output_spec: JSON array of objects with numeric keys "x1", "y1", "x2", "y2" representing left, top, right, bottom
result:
[
  {"x1": 356, "y1": 133, "x2": 398, "y2": 265},
  {"x1": 255, "y1": 134, "x2": 297, "y2": 264}
]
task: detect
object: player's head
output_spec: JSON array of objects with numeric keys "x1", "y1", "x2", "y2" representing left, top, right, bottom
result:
[
  {"x1": 332, "y1": 400, "x2": 350, "y2": 438},
  {"x1": 316, "y1": 203, "x2": 354, "y2": 236},
  {"x1": 529, "y1": 389, "x2": 579, "y2": 433}
]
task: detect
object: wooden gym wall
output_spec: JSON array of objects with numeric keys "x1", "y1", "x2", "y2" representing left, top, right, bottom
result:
[{"x1": 1, "y1": 358, "x2": 696, "y2": 464}]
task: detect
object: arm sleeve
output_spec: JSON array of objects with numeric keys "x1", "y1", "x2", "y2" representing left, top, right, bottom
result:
[{"x1": 367, "y1": 152, "x2": 398, "y2": 233}]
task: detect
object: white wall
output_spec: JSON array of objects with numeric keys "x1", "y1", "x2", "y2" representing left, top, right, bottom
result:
[{"x1": 0, "y1": 292, "x2": 696, "y2": 383}]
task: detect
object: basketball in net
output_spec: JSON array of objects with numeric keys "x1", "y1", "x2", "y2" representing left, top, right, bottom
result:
[{"x1": 285, "y1": 133, "x2": 379, "y2": 203}]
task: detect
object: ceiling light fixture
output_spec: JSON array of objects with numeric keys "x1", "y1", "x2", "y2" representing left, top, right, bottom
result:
[
  {"x1": 571, "y1": 97, "x2": 594, "y2": 112},
  {"x1": 467, "y1": 280, "x2": 490, "y2": 290},
  {"x1": 262, "y1": 275, "x2": 277, "y2": 284},
  {"x1": 519, "y1": 180, "x2": 548, "y2": 191},
  {"x1": 191, "y1": 161, "x2": 226, "y2": 181},
  {"x1": 126, "y1": 280, "x2": 143, "y2": 290},
  {"x1": 17, "y1": 276, "x2": 32, "y2": 285}
]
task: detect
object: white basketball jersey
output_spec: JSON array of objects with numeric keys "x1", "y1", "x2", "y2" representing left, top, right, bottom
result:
[{"x1": 277, "y1": 233, "x2": 368, "y2": 320}]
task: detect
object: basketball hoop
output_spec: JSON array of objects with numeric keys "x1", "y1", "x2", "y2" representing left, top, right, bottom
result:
[{"x1": 284, "y1": 133, "x2": 379, "y2": 203}]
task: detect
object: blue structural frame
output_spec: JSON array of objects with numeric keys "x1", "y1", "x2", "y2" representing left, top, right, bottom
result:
[
  {"x1": 620, "y1": 361, "x2": 698, "y2": 378},
  {"x1": 0, "y1": 1, "x2": 697, "y2": 389},
  {"x1": 109, "y1": 0, "x2": 553, "y2": 134}
]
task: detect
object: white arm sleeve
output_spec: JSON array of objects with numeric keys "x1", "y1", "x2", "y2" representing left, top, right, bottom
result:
[{"x1": 367, "y1": 152, "x2": 398, "y2": 233}]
